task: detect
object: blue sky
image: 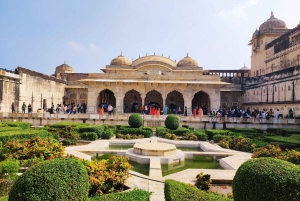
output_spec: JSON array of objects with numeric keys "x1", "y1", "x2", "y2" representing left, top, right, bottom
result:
[{"x1": 0, "y1": 0, "x2": 299, "y2": 75}]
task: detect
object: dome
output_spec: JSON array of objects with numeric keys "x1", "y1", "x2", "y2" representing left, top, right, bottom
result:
[
  {"x1": 177, "y1": 54, "x2": 198, "y2": 67},
  {"x1": 252, "y1": 29, "x2": 260, "y2": 38},
  {"x1": 110, "y1": 52, "x2": 131, "y2": 66},
  {"x1": 259, "y1": 11, "x2": 287, "y2": 33},
  {"x1": 240, "y1": 64, "x2": 250, "y2": 70},
  {"x1": 55, "y1": 62, "x2": 74, "y2": 74}
]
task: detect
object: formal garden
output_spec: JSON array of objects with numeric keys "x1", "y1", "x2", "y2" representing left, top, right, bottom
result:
[{"x1": 0, "y1": 113, "x2": 299, "y2": 200}]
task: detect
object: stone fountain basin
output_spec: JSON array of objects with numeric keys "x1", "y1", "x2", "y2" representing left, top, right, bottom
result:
[{"x1": 133, "y1": 142, "x2": 176, "y2": 156}]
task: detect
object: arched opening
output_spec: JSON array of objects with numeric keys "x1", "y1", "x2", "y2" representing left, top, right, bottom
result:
[
  {"x1": 123, "y1": 90, "x2": 142, "y2": 113},
  {"x1": 192, "y1": 91, "x2": 210, "y2": 115},
  {"x1": 166, "y1": 90, "x2": 184, "y2": 114},
  {"x1": 70, "y1": 94, "x2": 77, "y2": 105},
  {"x1": 98, "y1": 89, "x2": 116, "y2": 112},
  {"x1": 145, "y1": 90, "x2": 163, "y2": 110}
]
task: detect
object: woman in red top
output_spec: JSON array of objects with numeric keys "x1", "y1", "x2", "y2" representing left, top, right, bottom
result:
[
  {"x1": 198, "y1": 107, "x2": 203, "y2": 118},
  {"x1": 99, "y1": 106, "x2": 104, "y2": 116},
  {"x1": 193, "y1": 107, "x2": 197, "y2": 118}
]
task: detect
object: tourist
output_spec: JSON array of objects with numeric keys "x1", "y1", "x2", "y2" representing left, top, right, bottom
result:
[
  {"x1": 178, "y1": 106, "x2": 182, "y2": 115},
  {"x1": 193, "y1": 107, "x2": 196, "y2": 118},
  {"x1": 107, "y1": 104, "x2": 113, "y2": 116},
  {"x1": 28, "y1": 104, "x2": 32, "y2": 113},
  {"x1": 275, "y1": 109, "x2": 280, "y2": 119},
  {"x1": 22, "y1": 102, "x2": 26, "y2": 113},
  {"x1": 99, "y1": 106, "x2": 104, "y2": 116},
  {"x1": 164, "y1": 105, "x2": 168, "y2": 115},
  {"x1": 184, "y1": 106, "x2": 187, "y2": 116},
  {"x1": 11, "y1": 102, "x2": 15, "y2": 113},
  {"x1": 156, "y1": 107, "x2": 160, "y2": 118},
  {"x1": 198, "y1": 107, "x2": 203, "y2": 118},
  {"x1": 144, "y1": 104, "x2": 148, "y2": 115},
  {"x1": 141, "y1": 105, "x2": 144, "y2": 114}
]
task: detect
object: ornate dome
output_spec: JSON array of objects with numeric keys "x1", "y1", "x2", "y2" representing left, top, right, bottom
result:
[
  {"x1": 55, "y1": 62, "x2": 74, "y2": 74},
  {"x1": 177, "y1": 54, "x2": 198, "y2": 67},
  {"x1": 110, "y1": 52, "x2": 131, "y2": 66},
  {"x1": 259, "y1": 11, "x2": 287, "y2": 33},
  {"x1": 240, "y1": 64, "x2": 250, "y2": 70}
]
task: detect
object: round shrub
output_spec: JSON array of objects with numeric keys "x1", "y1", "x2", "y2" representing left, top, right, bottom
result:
[
  {"x1": 128, "y1": 114, "x2": 143, "y2": 128},
  {"x1": 233, "y1": 158, "x2": 300, "y2": 201},
  {"x1": 165, "y1": 114, "x2": 180, "y2": 130},
  {"x1": 9, "y1": 158, "x2": 89, "y2": 201}
]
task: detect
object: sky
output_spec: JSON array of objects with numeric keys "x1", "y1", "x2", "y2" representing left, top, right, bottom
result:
[{"x1": 0, "y1": 0, "x2": 300, "y2": 75}]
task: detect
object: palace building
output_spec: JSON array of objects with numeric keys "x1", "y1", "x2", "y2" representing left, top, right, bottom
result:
[{"x1": 0, "y1": 12, "x2": 299, "y2": 117}]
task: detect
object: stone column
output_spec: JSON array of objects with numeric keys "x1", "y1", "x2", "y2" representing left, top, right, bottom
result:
[
  {"x1": 87, "y1": 89, "x2": 97, "y2": 114},
  {"x1": 141, "y1": 94, "x2": 146, "y2": 106},
  {"x1": 115, "y1": 94, "x2": 124, "y2": 114},
  {"x1": 183, "y1": 90, "x2": 193, "y2": 115},
  {"x1": 210, "y1": 89, "x2": 221, "y2": 111}
]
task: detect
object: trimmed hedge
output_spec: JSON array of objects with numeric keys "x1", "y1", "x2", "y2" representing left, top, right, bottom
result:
[
  {"x1": 9, "y1": 158, "x2": 89, "y2": 201},
  {"x1": 80, "y1": 132, "x2": 98, "y2": 141},
  {"x1": 128, "y1": 114, "x2": 143, "y2": 128},
  {"x1": 165, "y1": 115, "x2": 180, "y2": 130},
  {"x1": 264, "y1": 135, "x2": 300, "y2": 148},
  {"x1": 0, "y1": 159, "x2": 19, "y2": 177},
  {"x1": 89, "y1": 188, "x2": 152, "y2": 201},
  {"x1": 172, "y1": 127, "x2": 190, "y2": 136},
  {"x1": 117, "y1": 127, "x2": 152, "y2": 138},
  {"x1": 233, "y1": 158, "x2": 300, "y2": 201},
  {"x1": 164, "y1": 179, "x2": 232, "y2": 201},
  {"x1": 102, "y1": 129, "x2": 115, "y2": 139},
  {"x1": 266, "y1": 128, "x2": 300, "y2": 136},
  {"x1": 1, "y1": 122, "x2": 31, "y2": 129},
  {"x1": 205, "y1": 129, "x2": 232, "y2": 141},
  {"x1": 78, "y1": 125, "x2": 104, "y2": 138},
  {"x1": 194, "y1": 130, "x2": 208, "y2": 141},
  {"x1": 48, "y1": 122, "x2": 88, "y2": 129},
  {"x1": 0, "y1": 129, "x2": 49, "y2": 144},
  {"x1": 0, "y1": 127, "x2": 22, "y2": 133}
]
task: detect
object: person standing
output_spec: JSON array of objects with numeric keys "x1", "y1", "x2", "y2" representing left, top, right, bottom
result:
[
  {"x1": 193, "y1": 107, "x2": 196, "y2": 118},
  {"x1": 275, "y1": 109, "x2": 279, "y2": 119},
  {"x1": 198, "y1": 107, "x2": 203, "y2": 118},
  {"x1": 144, "y1": 105, "x2": 148, "y2": 115},
  {"x1": 164, "y1": 105, "x2": 168, "y2": 115},
  {"x1": 11, "y1": 102, "x2": 15, "y2": 113},
  {"x1": 27, "y1": 104, "x2": 32, "y2": 113},
  {"x1": 22, "y1": 102, "x2": 26, "y2": 113},
  {"x1": 184, "y1": 106, "x2": 187, "y2": 116},
  {"x1": 178, "y1": 106, "x2": 182, "y2": 115}
]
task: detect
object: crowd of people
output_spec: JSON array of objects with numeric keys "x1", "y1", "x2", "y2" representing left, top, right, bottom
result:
[{"x1": 12, "y1": 101, "x2": 283, "y2": 120}]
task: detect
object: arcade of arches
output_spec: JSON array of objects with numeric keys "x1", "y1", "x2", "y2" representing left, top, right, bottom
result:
[{"x1": 91, "y1": 88, "x2": 212, "y2": 114}]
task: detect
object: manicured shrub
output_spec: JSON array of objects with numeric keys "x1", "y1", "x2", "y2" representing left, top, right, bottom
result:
[
  {"x1": 164, "y1": 179, "x2": 232, "y2": 201},
  {"x1": 9, "y1": 158, "x2": 89, "y2": 201},
  {"x1": 0, "y1": 127, "x2": 22, "y2": 133},
  {"x1": 233, "y1": 158, "x2": 300, "y2": 201},
  {"x1": 213, "y1": 134, "x2": 229, "y2": 142},
  {"x1": 80, "y1": 132, "x2": 98, "y2": 141},
  {"x1": 269, "y1": 142, "x2": 297, "y2": 150},
  {"x1": 59, "y1": 126, "x2": 79, "y2": 145},
  {"x1": 219, "y1": 136, "x2": 252, "y2": 152},
  {"x1": 205, "y1": 129, "x2": 232, "y2": 141},
  {"x1": 117, "y1": 127, "x2": 152, "y2": 138},
  {"x1": 264, "y1": 135, "x2": 300, "y2": 148},
  {"x1": 156, "y1": 126, "x2": 170, "y2": 137},
  {"x1": 266, "y1": 128, "x2": 300, "y2": 136},
  {"x1": 48, "y1": 122, "x2": 87, "y2": 129},
  {"x1": 182, "y1": 134, "x2": 197, "y2": 141},
  {"x1": 2, "y1": 122, "x2": 31, "y2": 129},
  {"x1": 128, "y1": 114, "x2": 143, "y2": 128},
  {"x1": 165, "y1": 133, "x2": 177, "y2": 140},
  {"x1": 0, "y1": 129, "x2": 49, "y2": 144},
  {"x1": 182, "y1": 125, "x2": 189, "y2": 129},
  {"x1": 102, "y1": 129, "x2": 115, "y2": 139},
  {"x1": 195, "y1": 172, "x2": 211, "y2": 190},
  {"x1": 0, "y1": 159, "x2": 19, "y2": 178},
  {"x1": 89, "y1": 188, "x2": 152, "y2": 201},
  {"x1": 1, "y1": 137, "x2": 65, "y2": 160},
  {"x1": 165, "y1": 114, "x2": 179, "y2": 130},
  {"x1": 194, "y1": 130, "x2": 208, "y2": 141},
  {"x1": 172, "y1": 127, "x2": 190, "y2": 136},
  {"x1": 78, "y1": 125, "x2": 104, "y2": 138},
  {"x1": 252, "y1": 144, "x2": 283, "y2": 159},
  {"x1": 85, "y1": 156, "x2": 132, "y2": 196}
]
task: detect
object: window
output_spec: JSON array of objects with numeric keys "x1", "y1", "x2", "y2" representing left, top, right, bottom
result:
[
  {"x1": 275, "y1": 86, "x2": 277, "y2": 92},
  {"x1": 263, "y1": 89, "x2": 265, "y2": 93},
  {"x1": 288, "y1": 86, "x2": 291, "y2": 91},
  {"x1": 253, "y1": 91, "x2": 255, "y2": 95}
]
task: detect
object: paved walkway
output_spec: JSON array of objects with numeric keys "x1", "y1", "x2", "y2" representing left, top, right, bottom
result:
[{"x1": 66, "y1": 136, "x2": 252, "y2": 200}]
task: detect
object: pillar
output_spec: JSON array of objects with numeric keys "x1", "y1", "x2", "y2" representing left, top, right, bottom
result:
[{"x1": 115, "y1": 94, "x2": 124, "y2": 114}]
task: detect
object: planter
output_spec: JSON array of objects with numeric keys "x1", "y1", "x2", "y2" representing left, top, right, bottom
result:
[{"x1": 287, "y1": 119, "x2": 295, "y2": 124}]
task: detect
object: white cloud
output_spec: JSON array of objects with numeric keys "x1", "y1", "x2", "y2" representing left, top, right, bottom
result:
[
  {"x1": 67, "y1": 41, "x2": 101, "y2": 54},
  {"x1": 217, "y1": 0, "x2": 260, "y2": 19}
]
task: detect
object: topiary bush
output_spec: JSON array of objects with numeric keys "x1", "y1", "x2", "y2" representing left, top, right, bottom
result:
[
  {"x1": 128, "y1": 114, "x2": 143, "y2": 128},
  {"x1": 8, "y1": 158, "x2": 89, "y2": 201},
  {"x1": 80, "y1": 132, "x2": 98, "y2": 141},
  {"x1": 232, "y1": 158, "x2": 300, "y2": 201},
  {"x1": 102, "y1": 129, "x2": 115, "y2": 139},
  {"x1": 165, "y1": 114, "x2": 180, "y2": 130}
]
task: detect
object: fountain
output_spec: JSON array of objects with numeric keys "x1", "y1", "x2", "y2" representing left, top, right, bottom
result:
[{"x1": 126, "y1": 139, "x2": 185, "y2": 164}]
